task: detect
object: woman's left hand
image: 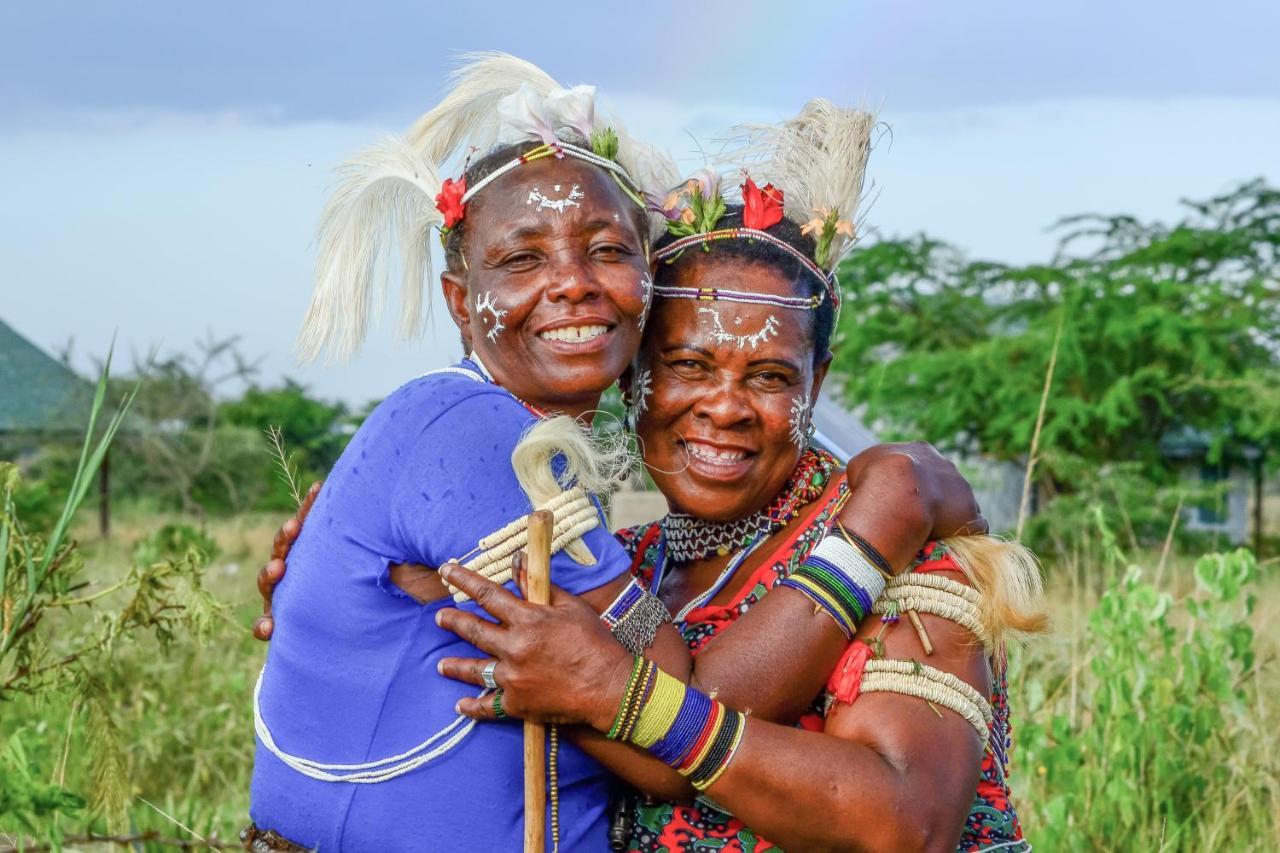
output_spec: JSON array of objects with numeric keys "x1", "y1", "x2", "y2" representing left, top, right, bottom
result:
[{"x1": 435, "y1": 561, "x2": 634, "y2": 731}]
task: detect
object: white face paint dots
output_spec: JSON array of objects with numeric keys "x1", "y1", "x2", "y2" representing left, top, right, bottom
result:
[
  {"x1": 526, "y1": 184, "x2": 584, "y2": 214},
  {"x1": 697, "y1": 307, "x2": 780, "y2": 351},
  {"x1": 475, "y1": 291, "x2": 509, "y2": 342},
  {"x1": 789, "y1": 391, "x2": 812, "y2": 448}
]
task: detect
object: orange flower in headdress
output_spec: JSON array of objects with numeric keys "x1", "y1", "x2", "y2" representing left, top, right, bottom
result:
[
  {"x1": 741, "y1": 177, "x2": 784, "y2": 230},
  {"x1": 435, "y1": 177, "x2": 467, "y2": 229}
]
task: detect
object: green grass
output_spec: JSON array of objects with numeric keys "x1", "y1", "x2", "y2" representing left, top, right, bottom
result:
[{"x1": 2, "y1": 509, "x2": 1278, "y2": 851}]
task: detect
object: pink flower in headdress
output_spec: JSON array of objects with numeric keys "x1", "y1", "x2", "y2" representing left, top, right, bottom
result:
[
  {"x1": 544, "y1": 85, "x2": 597, "y2": 143},
  {"x1": 497, "y1": 84, "x2": 561, "y2": 150},
  {"x1": 646, "y1": 190, "x2": 684, "y2": 222},
  {"x1": 435, "y1": 177, "x2": 467, "y2": 229},
  {"x1": 801, "y1": 207, "x2": 855, "y2": 238},
  {"x1": 647, "y1": 168, "x2": 723, "y2": 224},
  {"x1": 741, "y1": 176, "x2": 784, "y2": 230}
]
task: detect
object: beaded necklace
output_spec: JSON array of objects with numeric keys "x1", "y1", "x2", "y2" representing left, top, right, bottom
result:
[
  {"x1": 658, "y1": 449, "x2": 836, "y2": 564},
  {"x1": 650, "y1": 449, "x2": 838, "y2": 619},
  {"x1": 461, "y1": 356, "x2": 555, "y2": 420}
]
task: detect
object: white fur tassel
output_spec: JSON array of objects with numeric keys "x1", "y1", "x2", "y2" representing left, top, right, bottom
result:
[{"x1": 510, "y1": 415, "x2": 635, "y2": 565}]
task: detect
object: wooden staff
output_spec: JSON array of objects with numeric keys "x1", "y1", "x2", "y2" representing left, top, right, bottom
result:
[{"x1": 523, "y1": 509, "x2": 553, "y2": 853}]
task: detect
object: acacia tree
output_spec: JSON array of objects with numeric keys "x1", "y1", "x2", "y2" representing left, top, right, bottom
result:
[{"x1": 832, "y1": 180, "x2": 1280, "y2": 541}]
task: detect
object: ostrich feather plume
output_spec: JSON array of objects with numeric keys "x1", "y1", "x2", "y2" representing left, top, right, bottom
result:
[
  {"x1": 728, "y1": 99, "x2": 876, "y2": 270},
  {"x1": 297, "y1": 136, "x2": 443, "y2": 363}
]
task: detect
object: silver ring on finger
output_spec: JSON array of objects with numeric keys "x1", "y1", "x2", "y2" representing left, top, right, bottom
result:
[{"x1": 480, "y1": 659, "x2": 500, "y2": 691}]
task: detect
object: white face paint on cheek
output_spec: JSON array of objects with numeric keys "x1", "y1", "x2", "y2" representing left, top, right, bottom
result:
[
  {"x1": 526, "y1": 183, "x2": 585, "y2": 214},
  {"x1": 637, "y1": 273, "x2": 653, "y2": 330},
  {"x1": 631, "y1": 364, "x2": 653, "y2": 416},
  {"x1": 789, "y1": 390, "x2": 812, "y2": 448},
  {"x1": 474, "y1": 291, "x2": 509, "y2": 343},
  {"x1": 697, "y1": 307, "x2": 780, "y2": 349},
  {"x1": 624, "y1": 361, "x2": 654, "y2": 432}
]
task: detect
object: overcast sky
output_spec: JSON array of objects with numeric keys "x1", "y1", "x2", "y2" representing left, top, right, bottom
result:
[{"x1": 3, "y1": 1, "x2": 1278, "y2": 403}]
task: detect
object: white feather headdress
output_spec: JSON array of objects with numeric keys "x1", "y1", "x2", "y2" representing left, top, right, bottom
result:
[
  {"x1": 725, "y1": 99, "x2": 876, "y2": 272},
  {"x1": 297, "y1": 52, "x2": 676, "y2": 363}
]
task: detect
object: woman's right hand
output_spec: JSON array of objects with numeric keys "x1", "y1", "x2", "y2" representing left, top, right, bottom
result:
[{"x1": 252, "y1": 481, "x2": 322, "y2": 641}]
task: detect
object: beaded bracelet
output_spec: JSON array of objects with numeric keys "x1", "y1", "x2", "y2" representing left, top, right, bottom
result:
[
  {"x1": 836, "y1": 522, "x2": 894, "y2": 578},
  {"x1": 780, "y1": 532, "x2": 887, "y2": 638},
  {"x1": 607, "y1": 656, "x2": 657, "y2": 741},
  {"x1": 608, "y1": 661, "x2": 746, "y2": 792},
  {"x1": 600, "y1": 578, "x2": 672, "y2": 655}
]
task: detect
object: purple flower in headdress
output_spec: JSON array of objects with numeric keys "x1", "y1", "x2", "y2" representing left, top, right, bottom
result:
[
  {"x1": 687, "y1": 167, "x2": 721, "y2": 203},
  {"x1": 646, "y1": 190, "x2": 684, "y2": 221},
  {"x1": 648, "y1": 168, "x2": 723, "y2": 226}
]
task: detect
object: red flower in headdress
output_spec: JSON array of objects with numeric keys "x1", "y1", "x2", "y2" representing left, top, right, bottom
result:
[
  {"x1": 741, "y1": 176, "x2": 784, "y2": 230},
  {"x1": 435, "y1": 177, "x2": 467, "y2": 229}
]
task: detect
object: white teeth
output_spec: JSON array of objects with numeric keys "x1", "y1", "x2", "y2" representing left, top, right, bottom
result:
[
  {"x1": 686, "y1": 442, "x2": 746, "y2": 463},
  {"x1": 539, "y1": 325, "x2": 609, "y2": 343}
]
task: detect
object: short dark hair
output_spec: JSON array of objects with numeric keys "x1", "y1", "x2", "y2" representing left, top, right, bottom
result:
[
  {"x1": 443, "y1": 136, "x2": 650, "y2": 273},
  {"x1": 651, "y1": 205, "x2": 836, "y2": 365}
]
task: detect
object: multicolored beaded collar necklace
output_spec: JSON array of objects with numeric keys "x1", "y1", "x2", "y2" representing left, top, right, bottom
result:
[{"x1": 659, "y1": 449, "x2": 837, "y2": 564}]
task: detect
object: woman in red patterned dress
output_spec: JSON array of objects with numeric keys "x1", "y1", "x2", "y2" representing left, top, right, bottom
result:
[
  {"x1": 438, "y1": 218, "x2": 1045, "y2": 848},
  {"x1": 433, "y1": 102, "x2": 1047, "y2": 850}
]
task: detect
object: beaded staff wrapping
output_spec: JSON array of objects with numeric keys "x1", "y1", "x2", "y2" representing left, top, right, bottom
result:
[{"x1": 446, "y1": 487, "x2": 602, "y2": 602}]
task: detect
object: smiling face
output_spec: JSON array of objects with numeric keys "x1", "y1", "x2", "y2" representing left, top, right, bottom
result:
[
  {"x1": 441, "y1": 156, "x2": 649, "y2": 419},
  {"x1": 634, "y1": 255, "x2": 831, "y2": 522}
]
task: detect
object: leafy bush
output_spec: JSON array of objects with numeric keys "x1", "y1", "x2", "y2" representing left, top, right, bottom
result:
[{"x1": 1016, "y1": 547, "x2": 1274, "y2": 849}]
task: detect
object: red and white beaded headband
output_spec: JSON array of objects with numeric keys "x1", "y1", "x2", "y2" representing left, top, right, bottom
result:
[
  {"x1": 436, "y1": 136, "x2": 646, "y2": 240},
  {"x1": 461, "y1": 140, "x2": 644, "y2": 206}
]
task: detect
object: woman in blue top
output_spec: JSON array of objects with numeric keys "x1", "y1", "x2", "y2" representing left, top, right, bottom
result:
[{"x1": 249, "y1": 57, "x2": 670, "y2": 850}]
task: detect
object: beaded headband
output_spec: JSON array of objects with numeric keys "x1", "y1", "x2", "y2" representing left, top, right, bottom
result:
[
  {"x1": 649, "y1": 284, "x2": 822, "y2": 311},
  {"x1": 460, "y1": 140, "x2": 645, "y2": 207},
  {"x1": 653, "y1": 227, "x2": 841, "y2": 318}
]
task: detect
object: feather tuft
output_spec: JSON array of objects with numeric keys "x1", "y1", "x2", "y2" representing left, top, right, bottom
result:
[
  {"x1": 297, "y1": 136, "x2": 443, "y2": 363},
  {"x1": 725, "y1": 99, "x2": 876, "y2": 270}
]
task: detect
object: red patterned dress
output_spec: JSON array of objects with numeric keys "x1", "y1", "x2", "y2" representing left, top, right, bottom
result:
[{"x1": 613, "y1": 452, "x2": 1027, "y2": 852}]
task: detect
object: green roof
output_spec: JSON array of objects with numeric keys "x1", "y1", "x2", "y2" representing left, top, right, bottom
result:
[{"x1": 0, "y1": 318, "x2": 93, "y2": 433}]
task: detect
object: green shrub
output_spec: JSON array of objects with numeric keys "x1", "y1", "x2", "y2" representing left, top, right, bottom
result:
[{"x1": 1016, "y1": 548, "x2": 1274, "y2": 850}]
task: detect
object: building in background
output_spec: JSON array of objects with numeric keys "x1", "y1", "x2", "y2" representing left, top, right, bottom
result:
[{"x1": 0, "y1": 317, "x2": 110, "y2": 534}]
